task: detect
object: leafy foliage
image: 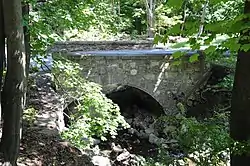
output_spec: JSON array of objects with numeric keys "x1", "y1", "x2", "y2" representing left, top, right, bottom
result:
[
  {"x1": 178, "y1": 114, "x2": 231, "y2": 165},
  {"x1": 153, "y1": 0, "x2": 245, "y2": 64},
  {"x1": 26, "y1": 0, "x2": 128, "y2": 57},
  {"x1": 155, "y1": 3, "x2": 183, "y2": 35},
  {"x1": 52, "y1": 55, "x2": 130, "y2": 148},
  {"x1": 130, "y1": 112, "x2": 232, "y2": 166},
  {"x1": 217, "y1": 74, "x2": 234, "y2": 90},
  {"x1": 23, "y1": 107, "x2": 38, "y2": 126}
]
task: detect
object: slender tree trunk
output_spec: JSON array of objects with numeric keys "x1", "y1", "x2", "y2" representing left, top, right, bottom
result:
[
  {"x1": 22, "y1": 3, "x2": 30, "y2": 79},
  {"x1": 181, "y1": 0, "x2": 187, "y2": 37},
  {"x1": 111, "y1": 0, "x2": 116, "y2": 15},
  {"x1": 1, "y1": 0, "x2": 26, "y2": 165},
  {"x1": 117, "y1": 0, "x2": 121, "y2": 28},
  {"x1": 117, "y1": 0, "x2": 120, "y2": 16},
  {"x1": 197, "y1": 0, "x2": 209, "y2": 37},
  {"x1": 22, "y1": 3, "x2": 30, "y2": 108},
  {"x1": 0, "y1": 0, "x2": 5, "y2": 122},
  {"x1": 144, "y1": 0, "x2": 155, "y2": 38},
  {"x1": 230, "y1": 1, "x2": 250, "y2": 165}
]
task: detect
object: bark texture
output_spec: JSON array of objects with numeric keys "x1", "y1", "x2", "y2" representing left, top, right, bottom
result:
[
  {"x1": 22, "y1": 3, "x2": 30, "y2": 108},
  {"x1": 144, "y1": 0, "x2": 155, "y2": 38},
  {"x1": 230, "y1": 1, "x2": 250, "y2": 165},
  {"x1": 22, "y1": 3, "x2": 30, "y2": 78},
  {"x1": 1, "y1": 0, "x2": 26, "y2": 165},
  {"x1": 0, "y1": 0, "x2": 5, "y2": 121}
]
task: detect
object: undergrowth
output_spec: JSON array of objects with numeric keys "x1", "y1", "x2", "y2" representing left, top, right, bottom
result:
[
  {"x1": 142, "y1": 112, "x2": 231, "y2": 166},
  {"x1": 52, "y1": 55, "x2": 130, "y2": 148}
]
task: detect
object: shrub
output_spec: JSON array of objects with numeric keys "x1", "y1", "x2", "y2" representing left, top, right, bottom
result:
[
  {"x1": 23, "y1": 107, "x2": 38, "y2": 126},
  {"x1": 178, "y1": 113, "x2": 231, "y2": 165},
  {"x1": 52, "y1": 56, "x2": 130, "y2": 148}
]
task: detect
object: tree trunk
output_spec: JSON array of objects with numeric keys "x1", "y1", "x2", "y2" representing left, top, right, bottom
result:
[
  {"x1": 22, "y1": 3, "x2": 30, "y2": 79},
  {"x1": 144, "y1": 0, "x2": 155, "y2": 38},
  {"x1": 22, "y1": 3, "x2": 30, "y2": 108},
  {"x1": 197, "y1": 0, "x2": 209, "y2": 37},
  {"x1": 0, "y1": 0, "x2": 5, "y2": 122},
  {"x1": 230, "y1": 1, "x2": 250, "y2": 165},
  {"x1": 117, "y1": 0, "x2": 120, "y2": 16},
  {"x1": 1, "y1": 0, "x2": 26, "y2": 165},
  {"x1": 180, "y1": 0, "x2": 187, "y2": 36}
]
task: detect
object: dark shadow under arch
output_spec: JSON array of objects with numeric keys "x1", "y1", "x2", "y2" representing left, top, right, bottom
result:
[{"x1": 106, "y1": 85, "x2": 164, "y2": 117}]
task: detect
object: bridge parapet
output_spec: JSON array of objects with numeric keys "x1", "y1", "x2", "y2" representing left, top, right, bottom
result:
[{"x1": 51, "y1": 40, "x2": 153, "y2": 52}]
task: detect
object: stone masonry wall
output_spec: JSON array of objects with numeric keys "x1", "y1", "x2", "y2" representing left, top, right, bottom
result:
[
  {"x1": 61, "y1": 52, "x2": 203, "y2": 114},
  {"x1": 51, "y1": 41, "x2": 154, "y2": 52}
]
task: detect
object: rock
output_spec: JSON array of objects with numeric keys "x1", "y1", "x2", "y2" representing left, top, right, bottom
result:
[
  {"x1": 128, "y1": 128, "x2": 147, "y2": 139},
  {"x1": 148, "y1": 133, "x2": 166, "y2": 146},
  {"x1": 116, "y1": 150, "x2": 131, "y2": 162},
  {"x1": 161, "y1": 143, "x2": 169, "y2": 149},
  {"x1": 93, "y1": 138, "x2": 101, "y2": 145},
  {"x1": 133, "y1": 117, "x2": 147, "y2": 129},
  {"x1": 101, "y1": 150, "x2": 112, "y2": 157},
  {"x1": 126, "y1": 118, "x2": 133, "y2": 124},
  {"x1": 128, "y1": 128, "x2": 139, "y2": 135},
  {"x1": 111, "y1": 143, "x2": 123, "y2": 153},
  {"x1": 167, "y1": 139, "x2": 178, "y2": 144},
  {"x1": 37, "y1": 128, "x2": 59, "y2": 137},
  {"x1": 92, "y1": 156, "x2": 111, "y2": 166},
  {"x1": 133, "y1": 139, "x2": 140, "y2": 144},
  {"x1": 163, "y1": 125, "x2": 177, "y2": 136},
  {"x1": 138, "y1": 130, "x2": 148, "y2": 139},
  {"x1": 145, "y1": 126, "x2": 155, "y2": 135},
  {"x1": 148, "y1": 133, "x2": 158, "y2": 144},
  {"x1": 121, "y1": 160, "x2": 130, "y2": 165}
]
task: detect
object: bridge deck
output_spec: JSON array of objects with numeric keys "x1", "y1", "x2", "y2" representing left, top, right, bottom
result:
[{"x1": 68, "y1": 49, "x2": 199, "y2": 56}]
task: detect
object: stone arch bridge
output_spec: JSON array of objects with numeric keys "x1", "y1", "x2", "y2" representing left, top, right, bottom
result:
[{"x1": 52, "y1": 41, "x2": 206, "y2": 114}]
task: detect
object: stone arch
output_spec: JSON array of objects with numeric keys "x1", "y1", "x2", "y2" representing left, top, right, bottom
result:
[{"x1": 105, "y1": 84, "x2": 164, "y2": 116}]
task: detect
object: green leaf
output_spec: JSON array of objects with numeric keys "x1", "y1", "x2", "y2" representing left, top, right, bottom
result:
[
  {"x1": 206, "y1": 22, "x2": 224, "y2": 33},
  {"x1": 172, "y1": 60, "x2": 181, "y2": 66},
  {"x1": 167, "y1": 0, "x2": 184, "y2": 9},
  {"x1": 222, "y1": 38, "x2": 240, "y2": 52},
  {"x1": 240, "y1": 44, "x2": 250, "y2": 52},
  {"x1": 229, "y1": 21, "x2": 244, "y2": 33},
  {"x1": 154, "y1": 34, "x2": 161, "y2": 44},
  {"x1": 204, "y1": 46, "x2": 217, "y2": 55},
  {"x1": 184, "y1": 21, "x2": 199, "y2": 35},
  {"x1": 204, "y1": 35, "x2": 216, "y2": 45},
  {"x1": 172, "y1": 51, "x2": 184, "y2": 59},
  {"x1": 189, "y1": 53, "x2": 199, "y2": 63},
  {"x1": 161, "y1": 34, "x2": 169, "y2": 44},
  {"x1": 191, "y1": 43, "x2": 201, "y2": 50},
  {"x1": 168, "y1": 23, "x2": 182, "y2": 35},
  {"x1": 189, "y1": 38, "x2": 197, "y2": 45},
  {"x1": 210, "y1": 0, "x2": 225, "y2": 5}
]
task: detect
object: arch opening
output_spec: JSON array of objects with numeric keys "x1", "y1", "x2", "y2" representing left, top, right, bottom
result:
[{"x1": 106, "y1": 85, "x2": 164, "y2": 117}]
